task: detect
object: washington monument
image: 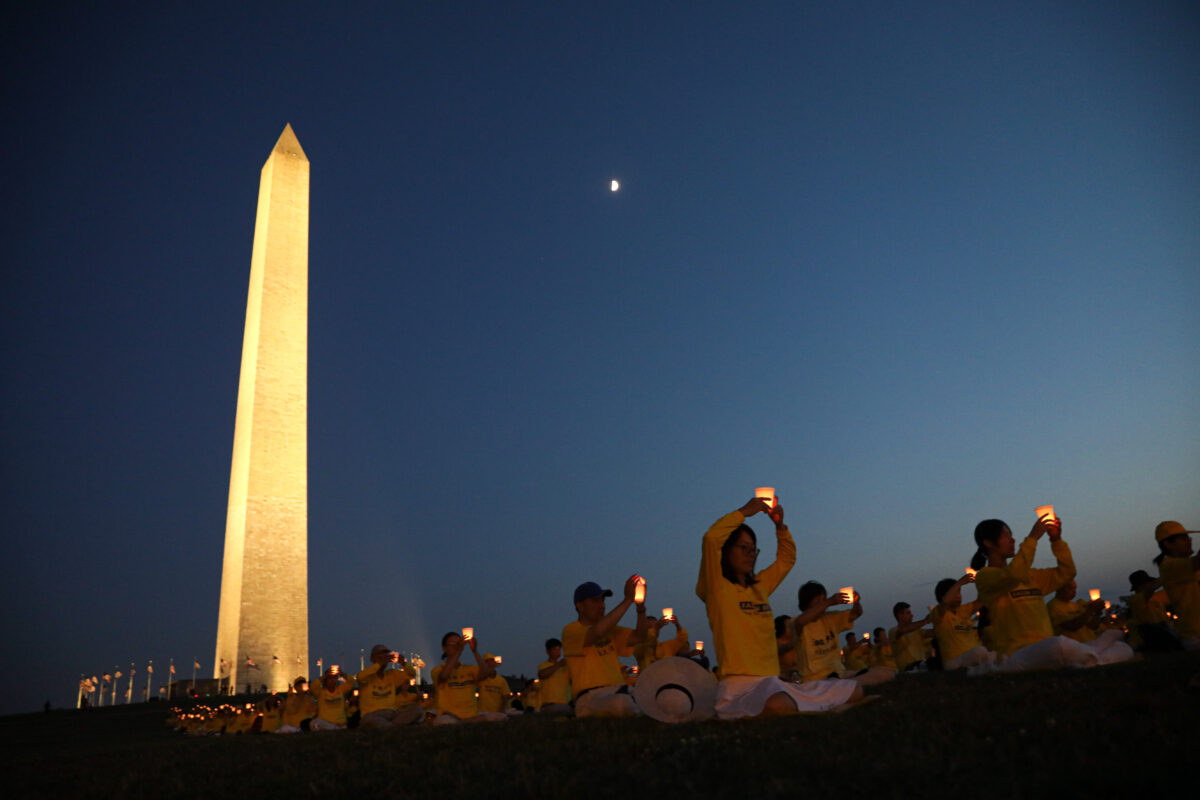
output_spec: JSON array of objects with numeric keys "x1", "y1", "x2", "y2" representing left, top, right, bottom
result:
[{"x1": 214, "y1": 124, "x2": 309, "y2": 693}]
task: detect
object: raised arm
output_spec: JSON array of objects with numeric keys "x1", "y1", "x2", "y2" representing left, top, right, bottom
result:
[
  {"x1": 584, "y1": 574, "x2": 641, "y2": 648},
  {"x1": 755, "y1": 502, "x2": 796, "y2": 594}
]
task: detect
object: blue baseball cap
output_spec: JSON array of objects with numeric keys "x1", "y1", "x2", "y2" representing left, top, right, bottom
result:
[{"x1": 573, "y1": 581, "x2": 613, "y2": 605}]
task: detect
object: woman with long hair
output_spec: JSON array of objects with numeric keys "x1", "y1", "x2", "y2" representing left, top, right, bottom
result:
[
  {"x1": 696, "y1": 496, "x2": 860, "y2": 718},
  {"x1": 972, "y1": 514, "x2": 1131, "y2": 670}
]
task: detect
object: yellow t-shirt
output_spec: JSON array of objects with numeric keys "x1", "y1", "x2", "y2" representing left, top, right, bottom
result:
[
  {"x1": 1130, "y1": 590, "x2": 1171, "y2": 627},
  {"x1": 696, "y1": 511, "x2": 796, "y2": 678},
  {"x1": 537, "y1": 660, "x2": 571, "y2": 705},
  {"x1": 259, "y1": 706, "x2": 282, "y2": 733},
  {"x1": 316, "y1": 682, "x2": 355, "y2": 725},
  {"x1": 1046, "y1": 597, "x2": 1096, "y2": 643},
  {"x1": 562, "y1": 620, "x2": 635, "y2": 693},
  {"x1": 634, "y1": 624, "x2": 690, "y2": 670},
  {"x1": 281, "y1": 691, "x2": 317, "y2": 727},
  {"x1": 478, "y1": 674, "x2": 510, "y2": 713},
  {"x1": 976, "y1": 536, "x2": 1075, "y2": 656},
  {"x1": 932, "y1": 602, "x2": 984, "y2": 663},
  {"x1": 843, "y1": 642, "x2": 869, "y2": 672},
  {"x1": 793, "y1": 610, "x2": 853, "y2": 682},
  {"x1": 1159, "y1": 556, "x2": 1200, "y2": 638},
  {"x1": 889, "y1": 626, "x2": 927, "y2": 670},
  {"x1": 431, "y1": 662, "x2": 481, "y2": 719},
  {"x1": 869, "y1": 643, "x2": 897, "y2": 670},
  {"x1": 355, "y1": 665, "x2": 412, "y2": 715}
]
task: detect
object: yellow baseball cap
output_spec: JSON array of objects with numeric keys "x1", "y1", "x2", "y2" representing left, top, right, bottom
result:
[{"x1": 1154, "y1": 521, "x2": 1198, "y2": 542}]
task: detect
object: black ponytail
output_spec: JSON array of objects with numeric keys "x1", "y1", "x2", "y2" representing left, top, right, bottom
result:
[{"x1": 972, "y1": 519, "x2": 1007, "y2": 569}]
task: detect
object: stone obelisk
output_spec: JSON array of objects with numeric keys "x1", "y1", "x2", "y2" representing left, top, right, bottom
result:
[{"x1": 214, "y1": 124, "x2": 308, "y2": 694}]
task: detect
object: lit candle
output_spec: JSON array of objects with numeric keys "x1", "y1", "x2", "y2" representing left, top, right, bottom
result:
[
  {"x1": 1035, "y1": 505, "x2": 1056, "y2": 522},
  {"x1": 755, "y1": 487, "x2": 777, "y2": 508},
  {"x1": 863, "y1": 632, "x2": 871, "y2": 641},
  {"x1": 1088, "y1": 589, "x2": 1100, "y2": 602},
  {"x1": 965, "y1": 567, "x2": 977, "y2": 578},
  {"x1": 1104, "y1": 601, "x2": 1111, "y2": 610},
  {"x1": 494, "y1": 656, "x2": 502, "y2": 665},
  {"x1": 634, "y1": 578, "x2": 646, "y2": 604},
  {"x1": 696, "y1": 641, "x2": 704, "y2": 652},
  {"x1": 662, "y1": 608, "x2": 673, "y2": 620},
  {"x1": 461, "y1": 627, "x2": 474, "y2": 640},
  {"x1": 838, "y1": 587, "x2": 854, "y2": 602}
]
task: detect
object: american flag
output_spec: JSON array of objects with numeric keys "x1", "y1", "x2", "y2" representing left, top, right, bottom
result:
[
  {"x1": 147, "y1": 664, "x2": 154, "y2": 674},
  {"x1": 272, "y1": 655, "x2": 282, "y2": 665},
  {"x1": 246, "y1": 656, "x2": 259, "y2": 669},
  {"x1": 170, "y1": 664, "x2": 176, "y2": 675},
  {"x1": 195, "y1": 660, "x2": 202, "y2": 670}
]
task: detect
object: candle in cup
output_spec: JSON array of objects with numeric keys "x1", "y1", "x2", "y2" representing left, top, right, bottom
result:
[
  {"x1": 1035, "y1": 505, "x2": 1056, "y2": 522},
  {"x1": 634, "y1": 578, "x2": 646, "y2": 604},
  {"x1": 1104, "y1": 601, "x2": 1111, "y2": 610},
  {"x1": 494, "y1": 656, "x2": 502, "y2": 665},
  {"x1": 461, "y1": 627, "x2": 474, "y2": 641},
  {"x1": 662, "y1": 608, "x2": 673, "y2": 620},
  {"x1": 755, "y1": 487, "x2": 777, "y2": 508},
  {"x1": 965, "y1": 567, "x2": 977, "y2": 578},
  {"x1": 696, "y1": 641, "x2": 704, "y2": 652},
  {"x1": 838, "y1": 587, "x2": 854, "y2": 602},
  {"x1": 1088, "y1": 589, "x2": 1100, "y2": 602},
  {"x1": 863, "y1": 632, "x2": 871, "y2": 641}
]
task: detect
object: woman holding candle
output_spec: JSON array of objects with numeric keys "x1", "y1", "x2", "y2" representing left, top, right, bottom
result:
[
  {"x1": 696, "y1": 496, "x2": 860, "y2": 718},
  {"x1": 971, "y1": 515, "x2": 1132, "y2": 670}
]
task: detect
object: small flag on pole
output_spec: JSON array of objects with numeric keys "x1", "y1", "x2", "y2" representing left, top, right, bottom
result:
[
  {"x1": 195, "y1": 660, "x2": 202, "y2": 670},
  {"x1": 316, "y1": 658, "x2": 323, "y2": 669},
  {"x1": 147, "y1": 664, "x2": 154, "y2": 674},
  {"x1": 170, "y1": 664, "x2": 176, "y2": 675},
  {"x1": 246, "y1": 656, "x2": 258, "y2": 669},
  {"x1": 272, "y1": 655, "x2": 282, "y2": 665},
  {"x1": 115, "y1": 671, "x2": 123, "y2": 679}
]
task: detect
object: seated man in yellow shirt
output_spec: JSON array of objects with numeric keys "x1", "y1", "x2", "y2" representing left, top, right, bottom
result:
[
  {"x1": 869, "y1": 627, "x2": 898, "y2": 670},
  {"x1": 1127, "y1": 569, "x2": 1179, "y2": 652},
  {"x1": 311, "y1": 668, "x2": 355, "y2": 730},
  {"x1": 842, "y1": 632, "x2": 870, "y2": 673},
  {"x1": 278, "y1": 677, "x2": 317, "y2": 733},
  {"x1": 536, "y1": 637, "x2": 572, "y2": 713},
  {"x1": 356, "y1": 644, "x2": 423, "y2": 728},
  {"x1": 889, "y1": 602, "x2": 932, "y2": 672},
  {"x1": 1046, "y1": 581, "x2": 1103, "y2": 644},
  {"x1": 562, "y1": 577, "x2": 648, "y2": 717},
  {"x1": 931, "y1": 575, "x2": 995, "y2": 671},
  {"x1": 792, "y1": 582, "x2": 893, "y2": 687},
  {"x1": 633, "y1": 613, "x2": 690, "y2": 672},
  {"x1": 431, "y1": 631, "x2": 506, "y2": 724},
  {"x1": 477, "y1": 654, "x2": 512, "y2": 714}
]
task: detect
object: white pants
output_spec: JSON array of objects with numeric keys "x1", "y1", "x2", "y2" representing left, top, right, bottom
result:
[
  {"x1": 716, "y1": 675, "x2": 856, "y2": 719},
  {"x1": 575, "y1": 685, "x2": 640, "y2": 718},
  {"x1": 944, "y1": 646, "x2": 996, "y2": 671},
  {"x1": 308, "y1": 718, "x2": 345, "y2": 731},
  {"x1": 999, "y1": 632, "x2": 1134, "y2": 672}
]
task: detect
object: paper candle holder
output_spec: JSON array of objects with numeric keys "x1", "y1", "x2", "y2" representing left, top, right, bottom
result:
[
  {"x1": 755, "y1": 487, "x2": 777, "y2": 508},
  {"x1": 1035, "y1": 505, "x2": 1056, "y2": 521}
]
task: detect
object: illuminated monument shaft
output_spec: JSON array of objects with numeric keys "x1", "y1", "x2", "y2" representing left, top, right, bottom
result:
[{"x1": 215, "y1": 125, "x2": 308, "y2": 693}]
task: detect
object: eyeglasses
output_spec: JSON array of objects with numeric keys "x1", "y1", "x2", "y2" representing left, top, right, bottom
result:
[{"x1": 736, "y1": 545, "x2": 760, "y2": 556}]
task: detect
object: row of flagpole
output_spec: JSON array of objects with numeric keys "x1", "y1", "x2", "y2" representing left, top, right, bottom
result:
[{"x1": 77, "y1": 650, "x2": 428, "y2": 707}]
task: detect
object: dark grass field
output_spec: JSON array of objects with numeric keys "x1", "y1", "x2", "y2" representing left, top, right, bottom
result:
[{"x1": 6, "y1": 652, "x2": 1198, "y2": 799}]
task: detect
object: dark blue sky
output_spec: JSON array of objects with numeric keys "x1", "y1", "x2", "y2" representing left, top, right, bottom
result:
[{"x1": 3, "y1": 2, "x2": 1198, "y2": 713}]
